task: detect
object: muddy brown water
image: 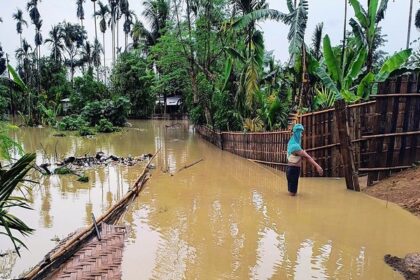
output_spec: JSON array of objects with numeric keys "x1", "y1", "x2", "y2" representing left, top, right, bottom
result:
[{"x1": 1, "y1": 120, "x2": 420, "y2": 279}]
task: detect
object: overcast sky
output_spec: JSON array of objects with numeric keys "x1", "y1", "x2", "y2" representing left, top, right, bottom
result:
[{"x1": 1, "y1": 0, "x2": 419, "y2": 66}]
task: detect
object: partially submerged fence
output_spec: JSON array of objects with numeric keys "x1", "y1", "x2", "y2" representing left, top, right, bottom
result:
[{"x1": 196, "y1": 74, "x2": 420, "y2": 185}]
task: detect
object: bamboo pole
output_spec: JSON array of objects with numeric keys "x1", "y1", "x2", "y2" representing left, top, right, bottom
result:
[
  {"x1": 359, "y1": 166, "x2": 412, "y2": 172},
  {"x1": 362, "y1": 131, "x2": 420, "y2": 140},
  {"x1": 248, "y1": 159, "x2": 289, "y2": 166},
  {"x1": 375, "y1": 93, "x2": 420, "y2": 97}
]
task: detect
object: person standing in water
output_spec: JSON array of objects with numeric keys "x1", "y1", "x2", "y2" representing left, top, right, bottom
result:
[{"x1": 286, "y1": 124, "x2": 323, "y2": 196}]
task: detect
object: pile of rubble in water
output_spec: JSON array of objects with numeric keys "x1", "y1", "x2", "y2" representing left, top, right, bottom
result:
[
  {"x1": 57, "y1": 152, "x2": 154, "y2": 167},
  {"x1": 39, "y1": 152, "x2": 155, "y2": 175}
]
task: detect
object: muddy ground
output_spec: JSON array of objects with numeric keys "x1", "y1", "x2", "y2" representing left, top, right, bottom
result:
[
  {"x1": 364, "y1": 166, "x2": 420, "y2": 217},
  {"x1": 364, "y1": 167, "x2": 420, "y2": 279}
]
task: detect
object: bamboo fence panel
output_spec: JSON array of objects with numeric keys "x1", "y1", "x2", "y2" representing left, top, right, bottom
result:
[{"x1": 196, "y1": 74, "x2": 420, "y2": 179}]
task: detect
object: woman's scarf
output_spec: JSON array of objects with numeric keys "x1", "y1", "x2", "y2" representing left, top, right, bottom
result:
[{"x1": 287, "y1": 124, "x2": 304, "y2": 157}]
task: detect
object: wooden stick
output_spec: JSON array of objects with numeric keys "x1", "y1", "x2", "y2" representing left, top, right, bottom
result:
[
  {"x1": 177, "y1": 158, "x2": 204, "y2": 173},
  {"x1": 220, "y1": 130, "x2": 291, "y2": 135},
  {"x1": 305, "y1": 143, "x2": 340, "y2": 152},
  {"x1": 249, "y1": 159, "x2": 289, "y2": 166},
  {"x1": 359, "y1": 166, "x2": 412, "y2": 172},
  {"x1": 375, "y1": 93, "x2": 420, "y2": 97},
  {"x1": 362, "y1": 131, "x2": 420, "y2": 140}
]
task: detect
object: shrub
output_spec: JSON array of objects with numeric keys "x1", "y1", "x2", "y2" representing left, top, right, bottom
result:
[
  {"x1": 81, "y1": 97, "x2": 130, "y2": 127},
  {"x1": 78, "y1": 126, "x2": 95, "y2": 136},
  {"x1": 104, "y1": 97, "x2": 130, "y2": 126},
  {"x1": 81, "y1": 101, "x2": 103, "y2": 126},
  {"x1": 57, "y1": 115, "x2": 88, "y2": 131},
  {"x1": 96, "y1": 119, "x2": 115, "y2": 133}
]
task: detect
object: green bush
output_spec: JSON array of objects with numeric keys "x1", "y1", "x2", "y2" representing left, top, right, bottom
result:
[
  {"x1": 96, "y1": 119, "x2": 115, "y2": 133},
  {"x1": 70, "y1": 74, "x2": 109, "y2": 112},
  {"x1": 81, "y1": 101, "x2": 103, "y2": 126},
  {"x1": 81, "y1": 97, "x2": 130, "y2": 127},
  {"x1": 57, "y1": 115, "x2": 88, "y2": 131},
  {"x1": 104, "y1": 97, "x2": 130, "y2": 126},
  {"x1": 78, "y1": 126, "x2": 95, "y2": 136}
]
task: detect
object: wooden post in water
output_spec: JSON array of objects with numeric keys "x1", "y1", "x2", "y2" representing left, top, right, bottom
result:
[{"x1": 334, "y1": 99, "x2": 360, "y2": 191}]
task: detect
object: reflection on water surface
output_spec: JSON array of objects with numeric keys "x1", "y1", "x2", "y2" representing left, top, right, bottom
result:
[{"x1": 1, "y1": 120, "x2": 419, "y2": 279}]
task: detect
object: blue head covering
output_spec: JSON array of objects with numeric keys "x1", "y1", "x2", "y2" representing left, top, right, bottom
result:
[{"x1": 287, "y1": 124, "x2": 304, "y2": 157}]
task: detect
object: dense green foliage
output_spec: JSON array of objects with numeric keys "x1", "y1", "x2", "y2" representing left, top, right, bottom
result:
[
  {"x1": 0, "y1": 153, "x2": 35, "y2": 256},
  {"x1": 111, "y1": 50, "x2": 155, "y2": 118},
  {"x1": 96, "y1": 118, "x2": 116, "y2": 133},
  {"x1": 57, "y1": 115, "x2": 88, "y2": 131},
  {"x1": 0, "y1": 0, "x2": 417, "y2": 133}
]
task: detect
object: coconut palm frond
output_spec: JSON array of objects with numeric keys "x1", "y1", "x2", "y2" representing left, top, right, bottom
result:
[
  {"x1": 0, "y1": 153, "x2": 36, "y2": 256},
  {"x1": 311, "y1": 22, "x2": 323, "y2": 60}
]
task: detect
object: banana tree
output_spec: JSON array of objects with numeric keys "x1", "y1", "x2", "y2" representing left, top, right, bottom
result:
[
  {"x1": 1, "y1": 65, "x2": 39, "y2": 125},
  {"x1": 315, "y1": 35, "x2": 412, "y2": 107},
  {"x1": 348, "y1": 0, "x2": 389, "y2": 72}
]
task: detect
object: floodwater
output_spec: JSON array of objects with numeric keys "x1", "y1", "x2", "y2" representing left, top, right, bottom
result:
[{"x1": 1, "y1": 121, "x2": 420, "y2": 279}]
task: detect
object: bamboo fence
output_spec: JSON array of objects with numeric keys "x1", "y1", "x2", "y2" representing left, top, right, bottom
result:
[{"x1": 196, "y1": 74, "x2": 420, "y2": 183}]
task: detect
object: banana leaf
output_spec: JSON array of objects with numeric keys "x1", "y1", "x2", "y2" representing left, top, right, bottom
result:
[{"x1": 376, "y1": 49, "x2": 412, "y2": 82}]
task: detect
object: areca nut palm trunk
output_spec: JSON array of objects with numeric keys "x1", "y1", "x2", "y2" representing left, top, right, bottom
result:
[
  {"x1": 341, "y1": 0, "x2": 348, "y2": 69},
  {"x1": 407, "y1": 0, "x2": 414, "y2": 49},
  {"x1": 92, "y1": 0, "x2": 98, "y2": 42}
]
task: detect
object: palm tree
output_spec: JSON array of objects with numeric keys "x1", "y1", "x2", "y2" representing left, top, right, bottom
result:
[
  {"x1": 341, "y1": 0, "x2": 348, "y2": 68},
  {"x1": 76, "y1": 0, "x2": 86, "y2": 27},
  {"x1": 416, "y1": 8, "x2": 420, "y2": 30},
  {"x1": 62, "y1": 22, "x2": 87, "y2": 84},
  {"x1": 94, "y1": 1, "x2": 109, "y2": 81},
  {"x1": 108, "y1": 0, "x2": 119, "y2": 64},
  {"x1": 92, "y1": 0, "x2": 98, "y2": 42},
  {"x1": 119, "y1": 0, "x2": 132, "y2": 50},
  {"x1": 130, "y1": 20, "x2": 144, "y2": 48},
  {"x1": 92, "y1": 39, "x2": 102, "y2": 80},
  {"x1": 27, "y1": 0, "x2": 43, "y2": 97},
  {"x1": 12, "y1": 9, "x2": 28, "y2": 50},
  {"x1": 311, "y1": 23, "x2": 323, "y2": 61},
  {"x1": 0, "y1": 45, "x2": 6, "y2": 76},
  {"x1": 45, "y1": 25, "x2": 64, "y2": 62},
  {"x1": 123, "y1": 10, "x2": 136, "y2": 50},
  {"x1": 15, "y1": 39, "x2": 33, "y2": 84},
  {"x1": 34, "y1": 20, "x2": 43, "y2": 65},
  {"x1": 80, "y1": 41, "x2": 93, "y2": 73},
  {"x1": 142, "y1": 0, "x2": 169, "y2": 45}
]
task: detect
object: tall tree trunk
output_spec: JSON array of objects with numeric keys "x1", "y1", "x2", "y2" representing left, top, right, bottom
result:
[
  {"x1": 19, "y1": 33, "x2": 23, "y2": 51},
  {"x1": 185, "y1": 0, "x2": 199, "y2": 103},
  {"x1": 340, "y1": 0, "x2": 347, "y2": 69},
  {"x1": 407, "y1": 0, "x2": 414, "y2": 49},
  {"x1": 93, "y1": 1, "x2": 98, "y2": 42},
  {"x1": 117, "y1": 19, "x2": 119, "y2": 58},
  {"x1": 103, "y1": 32, "x2": 106, "y2": 84},
  {"x1": 112, "y1": 20, "x2": 115, "y2": 64},
  {"x1": 125, "y1": 33, "x2": 128, "y2": 50},
  {"x1": 6, "y1": 54, "x2": 14, "y2": 116}
]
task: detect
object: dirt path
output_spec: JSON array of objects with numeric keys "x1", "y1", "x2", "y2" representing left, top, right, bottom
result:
[{"x1": 364, "y1": 166, "x2": 420, "y2": 217}]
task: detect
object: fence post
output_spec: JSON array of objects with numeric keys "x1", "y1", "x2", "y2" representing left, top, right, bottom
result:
[{"x1": 334, "y1": 99, "x2": 360, "y2": 191}]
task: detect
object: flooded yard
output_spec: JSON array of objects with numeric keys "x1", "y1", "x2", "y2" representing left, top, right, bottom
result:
[{"x1": 1, "y1": 120, "x2": 420, "y2": 279}]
